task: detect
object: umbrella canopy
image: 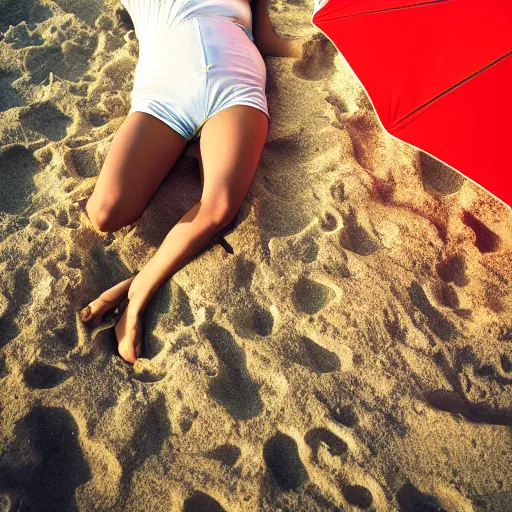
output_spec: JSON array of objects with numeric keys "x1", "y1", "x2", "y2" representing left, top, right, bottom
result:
[{"x1": 312, "y1": 0, "x2": 512, "y2": 207}]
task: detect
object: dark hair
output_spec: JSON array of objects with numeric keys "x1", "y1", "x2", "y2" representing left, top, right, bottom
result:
[{"x1": 115, "y1": 5, "x2": 135, "y2": 31}]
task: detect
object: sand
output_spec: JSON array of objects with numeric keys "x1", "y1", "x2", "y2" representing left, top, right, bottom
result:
[{"x1": 0, "y1": 0, "x2": 511, "y2": 511}]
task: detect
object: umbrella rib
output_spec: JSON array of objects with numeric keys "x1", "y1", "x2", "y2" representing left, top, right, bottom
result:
[
  {"x1": 393, "y1": 51, "x2": 512, "y2": 129},
  {"x1": 322, "y1": 0, "x2": 449, "y2": 20}
]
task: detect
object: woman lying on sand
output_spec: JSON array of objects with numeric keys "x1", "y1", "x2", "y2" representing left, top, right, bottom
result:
[{"x1": 79, "y1": 0, "x2": 322, "y2": 363}]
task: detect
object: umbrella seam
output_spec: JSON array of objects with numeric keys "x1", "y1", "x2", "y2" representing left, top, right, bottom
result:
[
  {"x1": 391, "y1": 51, "x2": 512, "y2": 130},
  {"x1": 315, "y1": 0, "x2": 450, "y2": 22}
]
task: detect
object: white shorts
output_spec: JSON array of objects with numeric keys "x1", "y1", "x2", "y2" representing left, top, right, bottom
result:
[{"x1": 121, "y1": 0, "x2": 269, "y2": 140}]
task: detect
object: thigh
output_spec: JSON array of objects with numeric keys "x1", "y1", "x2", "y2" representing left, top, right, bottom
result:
[
  {"x1": 88, "y1": 112, "x2": 189, "y2": 224},
  {"x1": 199, "y1": 105, "x2": 269, "y2": 214}
]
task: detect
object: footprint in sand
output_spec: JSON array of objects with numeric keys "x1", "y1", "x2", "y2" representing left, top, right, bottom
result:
[
  {"x1": 51, "y1": 0, "x2": 103, "y2": 26},
  {"x1": 0, "y1": 0, "x2": 51, "y2": 33},
  {"x1": 204, "y1": 323, "x2": 263, "y2": 419},
  {"x1": 0, "y1": 353, "x2": 7, "y2": 379},
  {"x1": 435, "y1": 254, "x2": 468, "y2": 287},
  {"x1": 263, "y1": 432, "x2": 309, "y2": 491},
  {"x1": 183, "y1": 491, "x2": 225, "y2": 512},
  {"x1": 314, "y1": 390, "x2": 359, "y2": 427},
  {"x1": 500, "y1": 353, "x2": 512, "y2": 373},
  {"x1": 230, "y1": 297, "x2": 274, "y2": 339},
  {"x1": 173, "y1": 284, "x2": 195, "y2": 327},
  {"x1": 425, "y1": 389, "x2": 512, "y2": 427},
  {"x1": 131, "y1": 366, "x2": 166, "y2": 384},
  {"x1": 484, "y1": 281, "x2": 507, "y2": 313},
  {"x1": 383, "y1": 306, "x2": 408, "y2": 343},
  {"x1": 3, "y1": 21, "x2": 43, "y2": 48},
  {"x1": 343, "y1": 484, "x2": 374, "y2": 509},
  {"x1": 24, "y1": 32, "x2": 97, "y2": 84},
  {"x1": 23, "y1": 362, "x2": 70, "y2": 389},
  {"x1": 305, "y1": 427, "x2": 348, "y2": 461},
  {"x1": 55, "y1": 207, "x2": 80, "y2": 230},
  {"x1": 88, "y1": 111, "x2": 108, "y2": 127},
  {"x1": 66, "y1": 139, "x2": 105, "y2": 178},
  {"x1": 289, "y1": 234, "x2": 319, "y2": 264},
  {"x1": 0, "y1": 145, "x2": 38, "y2": 214},
  {"x1": 39, "y1": 326, "x2": 79, "y2": 361},
  {"x1": 408, "y1": 281, "x2": 458, "y2": 342},
  {"x1": 177, "y1": 406, "x2": 199, "y2": 434},
  {"x1": 433, "y1": 281, "x2": 461, "y2": 310},
  {"x1": 117, "y1": 393, "x2": 171, "y2": 491},
  {"x1": 325, "y1": 89, "x2": 350, "y2": 118},
  {"x1": 233, "y1": 258, "x2": 256, "y2": 289},
  {"x1": 319, "y1": 211, "x2": 339, "y2": 232},
  {"x1": 0, "y1": 405, "x2": 91, "y2": 511},
  {"x1": 419, "y1": 151, "x2": 465, "y2": 196},
  {"x1": 297, "y1": 335, "x2": 341, "y2": 374},
  {"x1": 292, "y1": 33, "x2": 338, "y2": 81},
  {"x1": 0, "y1": 268, "x2": 31, "y2": 350},
  {"x1": 335, "y1": 406, "x2": 359, "y2": 428},
  {"x1": 330, "y1": 179, "x2": 347, "y2": 204},
  {"x1": 498, "y1": 326, "x2": 512, "y2": 341},
  {"x1": 205, "y1": 443, "x2": 241, "y2": 467},
  {"x1": 397, "y1": 481, "x2": 446, "y2": 512},
  {"x1": 462, "y1": 211, "x2": 501, "y2": 253},
  {"x1": 19, "y1": 102, "x2": 72, "y2": 141},
  {"x1": 338, "y1": 207, "x2": 383, "y2": 256},
  {"x1": 293, "y1": 276, "x2": 336, "y2": 315},
  {"x1": 0, "y1": 70, "x2": 25, "y2": 112}
]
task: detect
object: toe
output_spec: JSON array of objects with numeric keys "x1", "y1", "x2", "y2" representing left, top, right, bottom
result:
[
  {"x1": 82, "y1": 302, "x2": 105, "y2": 327},
  {"x1": 80, "y1": 304, "x2": 92, "y2": 322},
  {"x1": 81, "y1": 297, "x2": 118, "y2": 326}
]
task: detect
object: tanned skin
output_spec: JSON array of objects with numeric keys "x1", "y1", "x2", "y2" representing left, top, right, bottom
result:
[
  {"x1": 251, "y1": 0, "x2": 308, "y2": 57},
  {"x1": 80, "y1": 1, "x2": 318, "y2": 363}
]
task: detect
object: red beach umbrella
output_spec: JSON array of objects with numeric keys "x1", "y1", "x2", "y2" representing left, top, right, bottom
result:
[{"x1": 312, "y1": 0, "x2": 512, "y2": 207}]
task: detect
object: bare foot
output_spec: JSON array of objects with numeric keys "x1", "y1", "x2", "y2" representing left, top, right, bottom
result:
[
  {"x1": 115, "y1": 308, "x2": 143, "y2": 364},
  {"x1": 80, "y1": 277, "x2": 134, "y2": 327}
]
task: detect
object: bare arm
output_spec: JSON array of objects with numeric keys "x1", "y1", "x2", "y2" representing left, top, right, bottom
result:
[{"x1": 251, "y1": 0, "x2": 306, "y2": 58}]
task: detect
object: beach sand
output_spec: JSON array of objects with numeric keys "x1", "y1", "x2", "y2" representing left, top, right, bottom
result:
[{"x1": 0, "y1": 0, "x2": 511, "y2": 510}]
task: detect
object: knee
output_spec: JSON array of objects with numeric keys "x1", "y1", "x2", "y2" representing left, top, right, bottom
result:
[
  {"x1": 199, "y1": 200, "x2": 238, "y2": 231},
  {"x1": 85, "y1": 198, "x2": 114, "y2": 232},
  {"x1": 86, "y1": 196, "x2": 130, "y2": 233}
]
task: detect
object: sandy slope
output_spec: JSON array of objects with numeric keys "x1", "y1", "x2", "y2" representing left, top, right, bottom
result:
[{"x1": 0, "y1": 0, "x2": 511, "y2": 510}]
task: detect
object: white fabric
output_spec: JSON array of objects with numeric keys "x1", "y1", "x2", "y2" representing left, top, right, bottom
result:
[{"x1": 121, "y1": 0, "x2": 269, "y2": 140}]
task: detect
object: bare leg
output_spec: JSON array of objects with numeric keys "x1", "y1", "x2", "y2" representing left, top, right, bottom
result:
[
  {"x1": 259, "y1": 33, "x2": 309, "y2": 58},
  {"x1": 80, "y1": 276, "x2": 135, "y2": 327},
  {"x1": 252, "y1": 0, "x2": 308, "y2": 58},
  {"x1": 115, "y1": 105, "x2": 269, "y2": 363},
  {"x1": 85, "y1": 111, "x2": 188, "y2": 233},
  {"x1": 81, "y1": 111, "x2": 187, "y2": 344}
]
